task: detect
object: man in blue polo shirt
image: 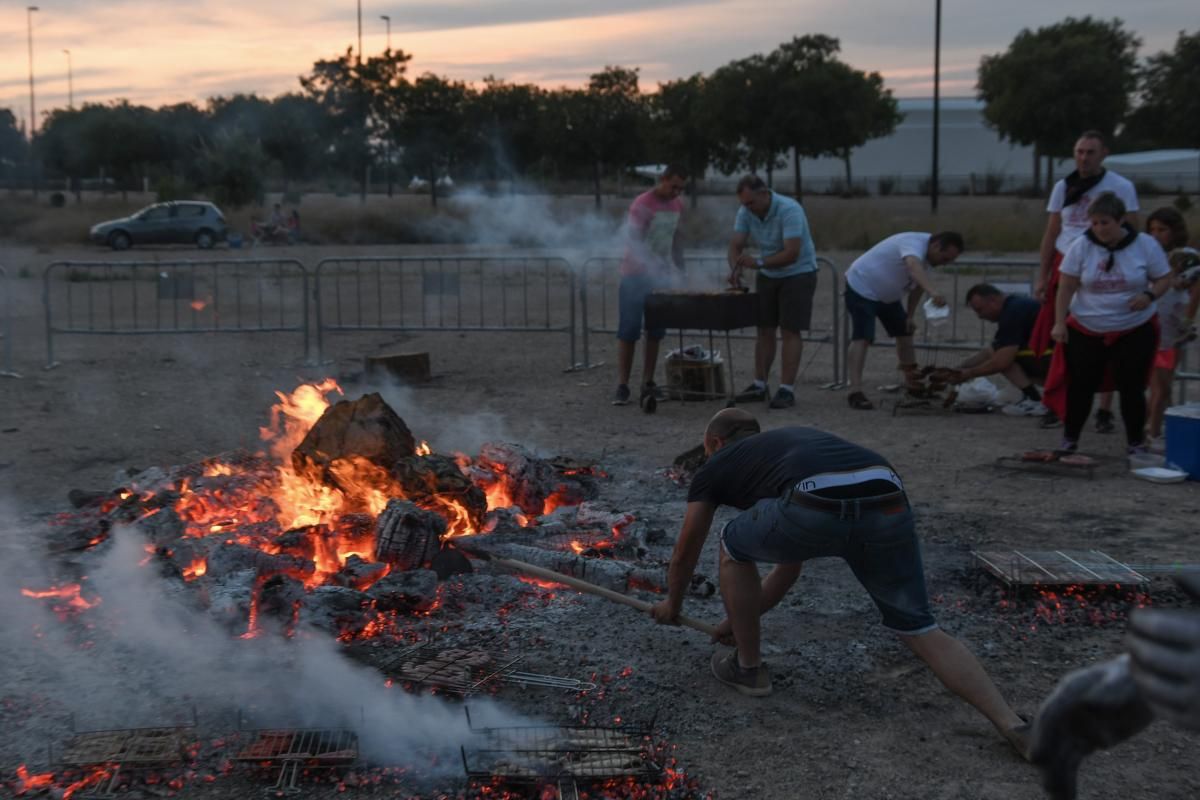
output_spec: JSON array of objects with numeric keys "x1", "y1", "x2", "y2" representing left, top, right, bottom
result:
[{"x1": 727, "y1": 175, "x2": 818, "y2": 409}]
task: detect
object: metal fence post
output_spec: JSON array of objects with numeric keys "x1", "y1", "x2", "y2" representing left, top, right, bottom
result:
[
  {"x1": 0, "y1": 266, "x2": 20, "y2": 378},
  {"x1": 578, "y1": 261, "x2": 591, "y2": 370}
]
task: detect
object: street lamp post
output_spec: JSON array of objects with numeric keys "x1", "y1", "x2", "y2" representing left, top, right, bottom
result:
[
  {"x1": 357, "y1": 0, "x2": 363, "y2": 63},
  {"x1": 27, "y1": 5, "x2": 39, "y2": 198},
  {"x1": 63, "y1": 49, "x2": 73, "y2": 109},
  {"x1": 381, "y1": 15, "x2": 392, "y2": 196},
  {"x1": 27, "y1": 6, "x2": 39, "y2": 138},
  {"x1": 931, "y1": 0, "x2": 941, "y2": 213}
]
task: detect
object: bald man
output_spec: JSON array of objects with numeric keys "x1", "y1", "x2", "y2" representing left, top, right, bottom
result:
[{"x1": 651, "y1": 411, "x2": 1028, "y2": 755}]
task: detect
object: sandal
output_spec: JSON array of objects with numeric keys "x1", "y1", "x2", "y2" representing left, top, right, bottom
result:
[{"x1": 847, "y1": 391, "x2": 874, "y2": 410}]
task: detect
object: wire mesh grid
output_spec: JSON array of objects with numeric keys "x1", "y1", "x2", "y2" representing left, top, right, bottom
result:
[
  {"x1": 369, "y1": 638, "x2": 595, "y2": 694},
  {"x1": 234, "y1": 729, "x2": 359, "y2": 764},
  {"x1": 462, "y1": 716, "x2": 659, "y2": 785},
  {"x1": 58, "y1": 728, "x2": 189, "y2": 767}
]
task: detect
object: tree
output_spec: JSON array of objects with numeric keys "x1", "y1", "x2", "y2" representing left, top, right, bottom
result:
[
  {"x1": 1122, "y1": 29, "x2": 1200, "y2": 151},
  {"x1": 702, "y1": 55, "x2": 789, "y2": 183},
  {"x1": 262, "y1": 94, "x2": 330, "y2": 194},
  {"x1": 573, "y1": 66, "x2": 650, "y2": 208},
  {"x1": 977, "y1": 17, "x2": 1140, "y2": 190},
  {"x1": 472, "y1": 77, "x2": 549, "y2": 183},
  {"x1": 395, "y1": 74, "x2": 476, "y2": 207},
  {"x1": 301, "y1": 48, "x2": 411, "y2": 200},
  {"x1": 0, "y1": 108, "x2": 25, "y2": 169},
  {"x1": 201, "y1": 130, "x2": 268, "y2": 209},
  {"x1": 649, "y1": 74, "x2": 718, "y2": 208}
]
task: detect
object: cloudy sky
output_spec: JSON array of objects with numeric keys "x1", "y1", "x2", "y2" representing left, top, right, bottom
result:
[{"x1": 0, "y1": 0, "x2": 1193, "y2": 128}]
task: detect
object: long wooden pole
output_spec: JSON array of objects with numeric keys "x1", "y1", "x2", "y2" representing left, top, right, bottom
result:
[{"x1": 487, "y1": 554, "x2": 720, "y2": 638}]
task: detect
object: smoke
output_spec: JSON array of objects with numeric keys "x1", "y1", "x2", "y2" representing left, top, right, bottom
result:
[{"x1": 1, "y1": 511, "x2": 533, "y2": 771}]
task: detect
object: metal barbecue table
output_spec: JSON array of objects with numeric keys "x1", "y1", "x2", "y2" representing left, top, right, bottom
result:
[{"x1": 644, "y1": 289, "x2": 758, "y2": 406}]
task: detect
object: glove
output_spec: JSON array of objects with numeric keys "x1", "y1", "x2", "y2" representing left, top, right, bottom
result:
[
  {"x1": 1127, "y1": 573, "x2": 1200, "y2": 733},
  {"x1": 1029, "y1": 654, "x2": 1154, "y2": 800}
]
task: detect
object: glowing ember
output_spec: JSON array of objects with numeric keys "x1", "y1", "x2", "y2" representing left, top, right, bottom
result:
[
  {"x1": 14, "y1": 764, "x2": 54, "y2": 793},
  {"x1": 416, "y1": 440, "x2": 432, "y2": 456},
  {"x1": 182, "y1": 558, "x2": 207, "y2": 580},
  {"x1": 21, "y1": 583, "x2": 101, "y2": 616}
]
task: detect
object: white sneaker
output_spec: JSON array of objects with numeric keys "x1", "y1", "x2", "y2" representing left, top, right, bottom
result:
[
  {"x1": 1147, "y1": 435, "x2": 1166, "y2": 454},
  {"x1": 1002, "y1": 398, "x2": 1048, "y2": 417}
]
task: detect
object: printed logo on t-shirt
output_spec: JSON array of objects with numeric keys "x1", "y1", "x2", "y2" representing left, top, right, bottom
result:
[{"x1": 1088, "y1": 259, "x2": 1133, "y2": 294}]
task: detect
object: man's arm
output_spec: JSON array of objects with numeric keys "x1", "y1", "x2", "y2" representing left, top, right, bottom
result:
[
  {"x1": 651, "y1": 501, "x2": 716, "y2": 623},
  {"x1": 1037, "y1": 213, "x2": 1062, "y2": 301},
  {"x1": 903, "y1": 255, "x2": 945, "y2": 304},
  {"x1": 727, "y1": 231, "x2": 749, "y2": 287},
  {"x1": 1052, "y1": 274, "x2": 1081, "y2": 341},
  {"x1": 959, "y1": 345, "x2": 1018, "y2": 379},
  {"x1": 905, "y1": 285, "x2": 925, "y2": 333},
  {"x1": 956, "y1": 348, "x2": 995, "y2": 371},
  {"x1": 671, "y1": 227, "x2": 685, "y2": 271}
]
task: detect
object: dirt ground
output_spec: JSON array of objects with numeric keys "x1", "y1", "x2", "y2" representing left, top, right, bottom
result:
[{"x1": 1, "y1": 241, "x2": 1199, "y2": 800}]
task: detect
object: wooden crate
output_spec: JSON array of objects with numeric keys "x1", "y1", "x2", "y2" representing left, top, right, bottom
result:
[{"x1": 664, "y1": 358, "x2": 725, "y2": 400}]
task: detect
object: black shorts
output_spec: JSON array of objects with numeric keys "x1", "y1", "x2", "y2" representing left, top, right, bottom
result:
[
  {"x1": 844, "y1": 286, "x2": 909, "y2": 343},
  {"x1": 1015, "y1": 352, "x2": 1049, "y2": 381},
  {"x1": 755, "y1": 270, "x2": 817, "y2": 333}
]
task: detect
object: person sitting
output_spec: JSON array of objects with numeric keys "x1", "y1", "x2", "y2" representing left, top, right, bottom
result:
[
  {"x1": 286, "y1": 209, "x2": 301, "y2": 244},
  {"x1": 947, "y1": 284, "x2": 1058, "y2": 423}
]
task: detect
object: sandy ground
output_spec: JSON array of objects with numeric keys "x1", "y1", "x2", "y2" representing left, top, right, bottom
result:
[{"x1": 2, "y1": 241, "x2": 1199, "y2": 799}]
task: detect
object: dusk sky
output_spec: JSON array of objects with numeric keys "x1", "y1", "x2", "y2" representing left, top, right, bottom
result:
[{"x1": 0, "y1": 1, "x2": 1194, "y2": 130}]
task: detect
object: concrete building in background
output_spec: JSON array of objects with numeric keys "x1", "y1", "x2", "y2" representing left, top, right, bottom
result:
[{"x1": 708, "y1": 97, "x2": 1200, "y2": 195}]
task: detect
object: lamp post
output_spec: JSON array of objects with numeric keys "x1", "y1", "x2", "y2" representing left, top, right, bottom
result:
[
  {"x1": 931, "y1": 0, "x2": 941, "y2": 213},
  {"x1": 381, "y1": 15, "x2": 391, "y2": 52},
  {"x1": 63, "y1": 49, "x2": 73, "y2": 109},
  {"x1": 27, "y1": 5, "x2": 39, "y2": 198},
  {"x1": 357, "y1": 0, "x2": 362, "y2": 63},
  {"x1": 27, "y1": 6, "x2": 39, "y2": 138}
]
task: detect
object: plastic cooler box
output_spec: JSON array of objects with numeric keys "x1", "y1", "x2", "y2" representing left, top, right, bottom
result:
[{"x1": 1164, "y1": 405, "x2": 1200, "y2": 480}]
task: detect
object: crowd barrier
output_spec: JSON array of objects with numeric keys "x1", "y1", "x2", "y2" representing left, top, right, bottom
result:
[
  {"x1": 1, "y1": 266, "x2": 17, "y2": 378},
  {"x1": 312, "y1": 256, "x2": 576, "y2": 367},
  {"x1": 579, "y1": 255, "x2": 842, "y2": 384},
  {"x1": 42, "y1": 259, "x2": 309, "y2": 368}
]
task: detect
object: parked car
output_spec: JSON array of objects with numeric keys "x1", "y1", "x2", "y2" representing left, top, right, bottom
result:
[{"x1": 89, "y1": 201, "x2": 227, "y2": 250}]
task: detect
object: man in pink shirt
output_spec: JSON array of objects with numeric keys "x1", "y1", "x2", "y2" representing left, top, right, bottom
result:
[{"x1": 614, "y1": 165, "x2": 688, "y2": 407}]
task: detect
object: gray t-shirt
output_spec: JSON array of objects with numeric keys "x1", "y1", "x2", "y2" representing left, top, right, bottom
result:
[{"x1": 687, "y1": 427, "x2": 898, "y2": 509}]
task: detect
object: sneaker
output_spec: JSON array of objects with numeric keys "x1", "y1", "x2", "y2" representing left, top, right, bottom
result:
[
  {"x1": 1038, "y1": 410, "x2": 1062, "y2": 429},
  {"x1": 640, "y1": 381, "x2": 666, "y2": 403},
  {"x1": 1094, "y1": 408, "x2": 1116, "y2": 434},
  {"x1": 1057, "y1": 438, "x2": 1078, "y2": 454},
  {"x1": 734, "y1": 383, "x2": 768, "y2": 403},
  {"x1": 1003, "y1": 721, "x2": 1032, "y2": 762},
  {"x1": 768, "y1": 388, "x2": 795, "y2": 409},
  {"x1": 612, "y1": 384, "x2": 631, "y2": 406},
  {"x1": 710, "y1": 650, "x2": 772, "y2": 697},
  {"x1": 1002, "y1": 398, "x2": 1048, "y2": 417},
  {"x1": 1127, "y1": 443, "x2": 1149, "y2": 457},
  {"x1": 1147, "y1": 435, "x2": 1166, "y2": 454}
]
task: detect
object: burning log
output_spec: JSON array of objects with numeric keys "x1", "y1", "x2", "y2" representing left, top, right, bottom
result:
[
  {"x1": 367, "y1": 569, "x2": 440, "y2": 612},
  {"x1": 292, "y1": 393, "x2": 416, "y2": 480},
  {"x1": 296, "y1": 585, "x2": 375, "y2": 636},
  {"x1": 374, "y1": 500, "x2": 446, "y2": 571},
  {"x1": 333, "y1": 555, "x2": 390, "y2": 591},
  {"x1": 391, "y1": 453, "x2": 487, "y2": 528},
  {"x1": 205, "y1": 542, "x2": 316, "y2": 581}
]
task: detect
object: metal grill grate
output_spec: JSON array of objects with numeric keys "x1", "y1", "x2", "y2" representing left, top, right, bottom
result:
[
  {"x1": 462, "y1": 722, "x2": 658, "y2": 785},
  {"x1": 367, "y1": 639, "x2": 595, "y2": 694},
  {"x1": 59, "y1": 727, "x2": 188, "y2": 767},
  {"x1": 973, "y1": 549, "x2": 1150, "y2": 588},
  {"x1": 235, "y1": 729, "x2": 358, "y2": 764}
]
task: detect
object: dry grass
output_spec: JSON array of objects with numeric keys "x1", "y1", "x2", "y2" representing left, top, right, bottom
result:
[{"x1": 1, "y1": 190, "x2": 1196, "y2": 255}]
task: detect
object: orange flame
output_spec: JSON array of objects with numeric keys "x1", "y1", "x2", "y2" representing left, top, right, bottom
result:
[
  {"x1": 14, "y1": 764, "x2": 55, "y2": 792},
  {"x1": 416, "y1": 440, "x2": 432, "y2": 456},
  {"x1": 182, "y1": 558, "x2": 207, "y2": 580}
]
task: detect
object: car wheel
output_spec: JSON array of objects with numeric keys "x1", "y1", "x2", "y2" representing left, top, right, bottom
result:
[
  {"x1": 109, "y1": 231, "x2": 131, "y2": 251},
  {"x1": 195, "y1": 229, "x2": 215, "y2": 249}
]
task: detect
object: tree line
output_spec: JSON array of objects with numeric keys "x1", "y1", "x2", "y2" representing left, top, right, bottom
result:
[{"x1": 0, "y1": 18, "x2": 1196, "y2": 209}]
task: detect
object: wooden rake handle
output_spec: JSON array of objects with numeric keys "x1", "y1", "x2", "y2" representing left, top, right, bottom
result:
[{"x1": 485, "y1": 554, "x2": 720, "y2": 638}]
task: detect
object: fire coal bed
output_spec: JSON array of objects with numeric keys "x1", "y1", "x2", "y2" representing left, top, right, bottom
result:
[{"x1": 16, "y1": 380, "x2": 708, "y2": 799}]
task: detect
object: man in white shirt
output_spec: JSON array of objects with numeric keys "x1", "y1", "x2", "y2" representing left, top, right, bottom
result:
[
  {"x1": 1031, "y1": 130, "x2": 1139, "y2": 433},
  {"x1": 842, "y1": 232, "x2": 963, "y2": 410}
]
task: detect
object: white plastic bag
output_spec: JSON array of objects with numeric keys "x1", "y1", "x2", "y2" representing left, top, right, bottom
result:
[
  {"x1": 923, "y1": 297, "x2": 950, "y2": 327},
  {"x1": 955, "y1": 377, "x2": 999, "y2": 406}
]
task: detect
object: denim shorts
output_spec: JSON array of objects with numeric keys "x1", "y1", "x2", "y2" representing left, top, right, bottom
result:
[
  {"x1": 617, "y1": 273, "x2": 668, "y2": 342},
  {"x1": 720, "y1": 492, "x2": 938, "y2": 634},
  {"x1": 844, "y1": 286, "x2": 909, "y2": 343}
]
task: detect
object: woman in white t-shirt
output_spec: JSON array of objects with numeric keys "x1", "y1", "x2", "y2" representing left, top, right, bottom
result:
[{"x1": 1050, "y1": 193, "x2": 1171, "y2": 454}]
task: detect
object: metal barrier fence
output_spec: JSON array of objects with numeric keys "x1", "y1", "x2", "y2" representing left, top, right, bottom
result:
[
  {"x1": 42, "y1": 259, "x2": 309, "y2": 368},
  {"x1": 1, "y1": 265, "x2": 18, "y2": 378},
  {"x1": 579, "y1": 256, "x2": 842, "y2": 383},
  {"x1": 313, "y1": 256, "x2": 577, "y2": 367}
]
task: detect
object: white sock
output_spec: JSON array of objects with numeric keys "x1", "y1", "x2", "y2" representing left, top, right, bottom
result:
[
  {"x1": 752, "y1": 379, "x2": 766, "y2": 389},
  {"x1": 778, "y1": 384, "x2": 794, "y2": 394}
]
